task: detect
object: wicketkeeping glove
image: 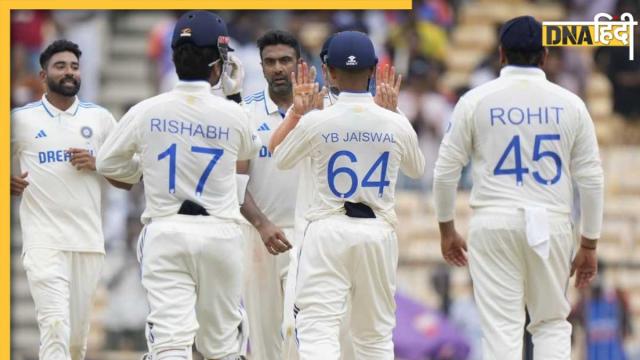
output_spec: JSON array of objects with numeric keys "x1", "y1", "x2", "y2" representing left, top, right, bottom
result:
[{"x1": 221, "y1": 53, "x2": 245, "y2": 96}]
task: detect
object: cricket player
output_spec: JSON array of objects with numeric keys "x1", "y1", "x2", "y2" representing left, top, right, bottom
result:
[
  {"x1": 10, "y1": 39, "x2": 130, "y2": 360},
  {"x1": 270, "y1": 35, "x2": 403, "y2": 359},
  {"x1": 433, "y1": 16, "x2": 604, "y2": 360},
  {"x1": 96, "y1": 11, "x2": 260, "y2": 360},
  {"x1": 274, "y1": 31, "x2": 425, "y2": 360},
  {"x1": 237, "y1": 29, "x2": 298, "y2": 360},
  {"x1": 270, "y1": 40, "x2": 402, "y2": 360}
]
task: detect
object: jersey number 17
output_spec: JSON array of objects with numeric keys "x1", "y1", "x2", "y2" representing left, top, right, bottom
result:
[{"x1": 157, "y1": 143, "x2": 224, "y2": 196}]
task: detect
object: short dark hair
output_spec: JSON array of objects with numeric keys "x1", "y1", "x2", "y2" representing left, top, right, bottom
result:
[
  {"x1": 257, "y1": 30, "x2": 301, "y2": 59},
  {"x1": 172, "y1": 43, "x2": 220, "y2": 81},
  {"x1": 504, "y1": 48, "x2": 545, "y2": 66},
  {"x1": 39, "y1": 39, "x2": 82, "y2": 69}
]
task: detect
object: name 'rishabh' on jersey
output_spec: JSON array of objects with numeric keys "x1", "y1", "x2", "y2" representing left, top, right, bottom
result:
[
  {"x1": 275, "y1": 92, "x2": 425, "y2": 227},
  {"x1": 97, "y1": 81, "x2": 261, "y2": 224},
  {"x1": 242, "y1": 89, "x2": 299, "y2": 228},
  {"x1": 11, "y1": 95, "x2": 117, "y2": 254}
]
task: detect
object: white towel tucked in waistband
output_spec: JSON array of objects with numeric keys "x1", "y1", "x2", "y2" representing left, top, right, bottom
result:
[{"x1": 524, "y1": 206, "x2": 550, "y2": 260}]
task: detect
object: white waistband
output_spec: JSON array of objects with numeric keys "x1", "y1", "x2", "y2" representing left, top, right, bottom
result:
[{"x1": 473, "y1": 206, "x2": 570, "y2": 221}]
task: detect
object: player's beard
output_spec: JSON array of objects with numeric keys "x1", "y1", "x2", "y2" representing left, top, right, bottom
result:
[
  {"x1": 268, "y1": 77, "x2": 292, "y2": 97},
  {"x1": 47, "y1": 76, "x2": 81, "y2": 97}
]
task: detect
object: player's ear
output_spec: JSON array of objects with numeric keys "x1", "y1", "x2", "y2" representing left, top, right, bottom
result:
[
  {"x1": 498, "y1": 45, "x2": 507, "y2": 66},
  {"x1": 39, "y1": 69, "x2": 47, "y2": 83},
  {"x1": 327, "y1": 66, "x2": 338, "y2": 82},
  {"x1": 539, "y1": 47, "x2": 549, "y2": 68}
]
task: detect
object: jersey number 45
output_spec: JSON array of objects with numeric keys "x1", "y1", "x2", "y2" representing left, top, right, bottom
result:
[{"x1": 493, "y1": 134, "x2": 562, "y2": 186}]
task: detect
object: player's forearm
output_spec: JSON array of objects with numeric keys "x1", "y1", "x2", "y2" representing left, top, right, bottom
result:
[
  {"x1": 438, "y1": 220, "x2": 456, "y2": 237},
  {"x1": 240, "y1": 191, "x2": 271, "y2": 230},
  {"x1": 268, "y1": 111, "x2": 301, "y2": 154},
  {"x1": 106, "y1": 177, "x2": 134, "y2": 190},
  {"x1": 96, "y1": 153, "x2": 142, "y2": 184}
]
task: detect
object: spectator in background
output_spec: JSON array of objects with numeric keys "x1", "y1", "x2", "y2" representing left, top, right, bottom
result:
[
  {"x1": 449, "y1": 279, "x2": 483, "y2": 360},
  {"x1": 570, "y1": 261, "x2": 633, "y2": 360},
  {"x1": 227, "y1": 12, "x2": 269, "y2": 95},
  {"x1": 430, "y1": 263, "x2": 452, "y2": 316},
  {"x1": 52, "y1": 11, "x2": 107, "y2": 102},
  {"x1": 147, "y1": 13, "x2": 179, "y2": 93},
  {"x1": 398, "y1": 56, "x2": 452, "y2": 190},
  {"x1": 11, "y1": 10, "x2": 53, "y2": 107},
  {"x1": 594, "y1": 0, "x2": 640, "y2": 120},
  {"x1": 469, "y1": 23, "x2": 502, "y2": 89},
  {"x1": 469, "y1": 50, "x2": 501, "y2": 89},
  {"x1": 386, "y1": 10, "x2": 449, "y2": 75},
  {"x1": 102, "y1": 216, "x2": 148, "y2": 352},
  {"x1": 544, "y1": 48, "x2": 581, "y2": 96}
]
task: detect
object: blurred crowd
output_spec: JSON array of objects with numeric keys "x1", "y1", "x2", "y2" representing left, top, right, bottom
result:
[{"x1": 10, "y1": 1, "x2": 640, "y2": 359}]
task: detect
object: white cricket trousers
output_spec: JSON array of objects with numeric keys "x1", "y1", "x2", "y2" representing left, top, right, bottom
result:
[
  {"x1": 294, "y1": 215, "x2": 397, "y2": 360},
  {"x1": 139, "y1": 215, "x2": 248, "y2": 360},
  {"x1": 468, "y1": 209, "x2": 575, "y2": 360},
  {"x1": 22, "y1": 248, "x2": 104, "y2": 360},
  {"x1": 242, "y1": 224, "x2": 294, "y2": 360}
]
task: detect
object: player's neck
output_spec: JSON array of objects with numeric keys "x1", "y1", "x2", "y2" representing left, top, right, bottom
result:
[
  {"x1": 269, "y1": 89, "x2": 293, "y2": 111},
  {"x1": 45, "y1": 92, "x2": 75, "y2": 111},
  {"x1": 336, "y1": 80, "x2": 369, "y2": 93}
]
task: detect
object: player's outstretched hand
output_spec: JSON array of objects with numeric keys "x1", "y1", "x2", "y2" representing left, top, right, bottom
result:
[
  {"x1": 291, "y1": 61, "x2": 326, "y2": 118},
  {"x1": 10, "y1": 172, "x2": 29, "y2": 196},
  {"x1": 374, "y1": 64, "x2": 402, "y2": 111},
  {"x1": 440, "y1": 229, "x2": 468, "y2": 267},
  {"x1": 68, "y1": 148, "x2": 96, "y2": 171},
  {"x1": 258, "y1": 222, "x2": 292, "y2": 255},
  {"x1": 571, "y1": 239, "x2": 598, "y2": 288},
  {"x1": 221, "y1": 53, "x2": 245, "y2": 96}
]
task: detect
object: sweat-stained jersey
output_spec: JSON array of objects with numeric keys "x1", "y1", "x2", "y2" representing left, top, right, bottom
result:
[
  {"x1": 274, "y1": 92, "x2": 425, "y2": 227},
  {"x1": 11, "y1": 95, "x2": 116, "y2": 254},
  {"x1": 97, "y1": 80, "x2": 261, "y2": 224}
]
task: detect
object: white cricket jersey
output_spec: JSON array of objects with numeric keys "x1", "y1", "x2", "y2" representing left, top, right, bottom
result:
[
  {"x1": 275, "y1": 92, "x2": 425, "y2": 227},
  {"x1": 97, "y1": 81, "x2": 261, "y2": 224},
  {"x1": 242, "y1": 89, "x2": 299, "y2": 228},
  {"x1": 292, "y1": 96, "x2": 334, "y2": 233},
  {"x1": 11, "y1": 95, "x2": 116, "y2": 254},
  {"x1": 433, "y1": 66, "x2": 604, "y2": 238}
]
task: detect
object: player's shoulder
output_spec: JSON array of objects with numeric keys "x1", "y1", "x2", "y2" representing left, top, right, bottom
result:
[
  {"x1": 543, "y1": 80, "x2": 587, "y2": 109},
  {"x1": 210, "y1": 93, "x2": 247, "y2": 116},
  {"x1": 298, "y1": 107, "x2": 329, "y2": 125},
  {"x1": 379, "y1": 106, "x2": 415, "y2": 134},
  {"x1": 242, "y1": 90, "x2": 268, "y2": 114},
  {"x1": 458, "y1": 77, "x2": 508, "y2": 106},
  {"x1": 76, "y1": 100, "x2": 115, "y2": 119},
  {"x1": 243, "y1": 90, "x2": 266, "y2": 106},
  {"x1": 11, "y1": 100, "x2": 44, "y2": 120},
  {"x1": 127, "y1": 92, "x2": 174, "y2": 116}
]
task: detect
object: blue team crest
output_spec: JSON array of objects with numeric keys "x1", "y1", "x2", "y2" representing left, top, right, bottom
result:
[{"x1": 80, "y1": 126, "x2": 93, "y2": 139}]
